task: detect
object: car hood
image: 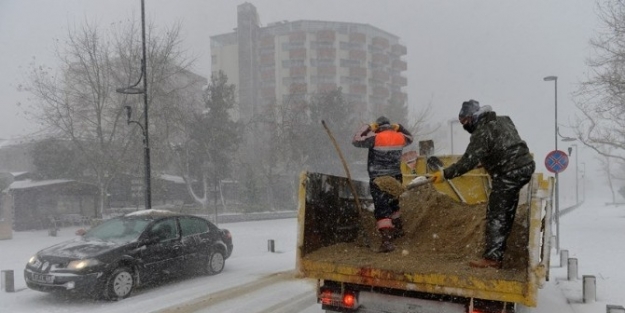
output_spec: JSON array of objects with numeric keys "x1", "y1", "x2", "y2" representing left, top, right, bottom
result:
[{"x1": 38, "y1": 238, "x2": 127, "y2": 260}]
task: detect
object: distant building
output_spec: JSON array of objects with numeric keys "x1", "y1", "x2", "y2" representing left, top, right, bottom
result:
[
  {"x1": 5, "y1": 179, "x2": 99, "y2": 231},
  {"x1": 210, "y1": 2, "x2": 408, "y2": 123}
]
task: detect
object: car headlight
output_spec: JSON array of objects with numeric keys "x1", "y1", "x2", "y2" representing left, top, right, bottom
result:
[
  {"x1": 67, "y1": 259, "x2": 101, "y2": 270},
  {"x1": 28, "y1": 255, "x2": 40, "y2": 267}
]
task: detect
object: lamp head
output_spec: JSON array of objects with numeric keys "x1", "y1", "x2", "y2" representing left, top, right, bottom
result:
[{"x1": 543, "y1": 76, "x2": 558, "y2": 81}]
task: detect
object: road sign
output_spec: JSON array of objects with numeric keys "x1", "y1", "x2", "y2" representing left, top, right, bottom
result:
[{"x1": 544, "y1": 150, "x2": 569, "y2": 173}]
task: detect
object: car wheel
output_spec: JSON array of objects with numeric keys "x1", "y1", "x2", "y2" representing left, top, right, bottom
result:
[
  {"x1": 105, "y1": 267, "x2": 134, "y2": 300},
  {"x1": 206, "y1": 250, "x2": 225, "y2": 275}
]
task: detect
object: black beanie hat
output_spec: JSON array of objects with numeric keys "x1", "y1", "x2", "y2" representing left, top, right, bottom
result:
[
  {"x1": 459, "y1": 100, "x2": 480, "y2": 119},
  {"x1": 376, "y1": 116, "x2": 390, "y2": 125}
]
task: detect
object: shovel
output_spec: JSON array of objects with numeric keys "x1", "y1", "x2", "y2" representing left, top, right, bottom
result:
[
  {"x1": 426, "y1": 156, "x2": 467, "y2": 203},
  {"x1": 373, "y1": 175, "x2": 434, "y2": 199}
]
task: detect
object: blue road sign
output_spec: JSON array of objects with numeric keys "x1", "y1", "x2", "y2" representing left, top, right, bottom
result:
[{"x1": 544, "y1": 150, "x2": 569, "y2": 173}]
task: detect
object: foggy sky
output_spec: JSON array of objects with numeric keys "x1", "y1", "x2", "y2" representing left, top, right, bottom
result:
[{"x1": 0, "y1": 0, "x2": 602, "y2": 195}]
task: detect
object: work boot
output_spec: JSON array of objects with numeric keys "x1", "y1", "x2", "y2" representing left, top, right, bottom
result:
[
  {"x1": 377, "y1": 228, "x2": 395, "y2": 253},
  {"x1": 391, "y1": 217, "x2": 405, "y2": 239},
  {"x1": 469, "y1": 258, "x2": 502, "y2": 269}
]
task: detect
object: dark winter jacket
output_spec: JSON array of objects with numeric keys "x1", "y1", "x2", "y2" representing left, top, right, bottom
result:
[
  {"x1": 352, "y1": 124, "x2": 413, "y2": 178},
  {"x1": 444, "y1": 111, "x2": 534, "y2": 179}
]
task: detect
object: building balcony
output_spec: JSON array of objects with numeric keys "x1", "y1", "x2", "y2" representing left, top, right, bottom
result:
[
  {"x1": 289, "y1": 31, "x2": 306, "y2": 42},
  {"x1": 391, "y1": 75, "x2": 407, "y2": 87},
  {"x1": 349, "y1": 32, "x2": 366, "y2": 44},
  {"x1": 261, "y1": 69, "x2": 275, "y2": 80},
  {"x1": 349, "y1": 67, "x2": 366, "y2": 77},
  {"x1": 349, "y1": 84, "x2": 367, "y2": 95},
  {"x1": 289, "y1": 83, "x2": 308, "y2": 94},
  {"x1": 349, "y1": 50, "x2": 366, "y2": 61},
  {"x1": 317, "y1": 66, "x2": 336, "y2": 76},
  {"x1": 290, "y1": 66, "x2": 307, "y2": 77},
  {"x1": 316, "y1": 83, "x2": 338, "y2": 92},
  {"x1": 260, "y1": 54, "x2": 275, "y2": 65},
  {"x1": 372, "y1": 36, "x2": 390, "y2": 49},
  {"x1": 260, "y1": 35, "x2": 275, "y2": 47},
  {"x1": 372, "y1": 53, "x2": 389, "y2": 65},
  {"x1": 372, "y1": 86, "x2": 390, "y2": 98},
  {"x1": 391, "y1": 59, "x2": 407, "y2": 71},
  {"x1": 316, "y1": 48, "x2": 336, "y2": 59},
  {"x1": 316, "y1": 30, "x2": 336, "y2": 42},
  {"x1": 261, "y1": 87, "x2": 276, "y2": 98},
  {"x1": 290, "y1": 49, "x2": 307, "y2": 60},
  {"x1": 391, "y1": 44, "x2": 407, "y2": 56},
  {"x1": 371, "y1": 70, "x2": 389, "y2": 82}
]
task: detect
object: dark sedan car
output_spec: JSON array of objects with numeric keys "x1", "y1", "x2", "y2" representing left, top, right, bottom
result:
[{"x1": 24, "y1": 210, "x2": 233, "y2": 300}]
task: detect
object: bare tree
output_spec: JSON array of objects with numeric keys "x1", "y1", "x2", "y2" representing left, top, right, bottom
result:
[
  {"x1": 596, "y1": 152, "x2": 623, "y2": 203},
  {"x1": 573, "y1": 0, "x2": 625, "y2": 162},
  {"x1": 22, "y1": 19, "x2": 200, "y2": 216}
]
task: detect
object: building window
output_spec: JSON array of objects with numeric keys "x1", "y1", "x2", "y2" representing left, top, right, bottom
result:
[
  {"x1": 310, "y1": 59, "x2": 335, "y2": 67},
  {"x1": 282, "y1": 59, "x2": 306, "y2": 68},
  {"x1": 282, "y1": 94, "x2": 306, "y2": 103},
  {"x1": 282, "y1": 77, "x2": 306, "y2": 86},
  {"x1": 311, "y1": 76, "x2": 335, "y2": 84},
  {"x1": 340, "y1": 41, "x2": 364, "y2": 50},
  {"x1": 282, "y1": 42, "x2": 305, "y2": 51},
  {"x1": 310, "y1": 41, "x2": 335, "y2": 49},
  {"x1": 340, "y1": 76, "x2": 364, "y2": 84},
  {"x1": 340, "y1": 59, "x2": 362, "y2": 68}
]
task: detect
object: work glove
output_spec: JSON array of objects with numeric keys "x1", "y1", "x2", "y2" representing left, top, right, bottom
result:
[
  {"x1": 391, "y1": 123, "x2": 400, "y2": 131},
  {"x1": 431, "y1": 171, "x2": 445, "y2": 184},
  {"x1": 369, "y1": 122, "x2": 379, "y2": 132}
]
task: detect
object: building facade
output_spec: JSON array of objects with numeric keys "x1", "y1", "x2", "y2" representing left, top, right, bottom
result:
[{"x1": 210, "y1": 3, "x2": 408, "y2": 123}]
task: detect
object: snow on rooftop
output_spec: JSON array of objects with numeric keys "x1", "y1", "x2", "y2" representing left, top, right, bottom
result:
[
  {"x1": 125, "y1": 209, "x2": 177, "y2": 217},
  {"x1": 159, "y1": 174, "x2": 185, "y2": 184},
  {"x1": 8, "y1": 179, "x2": 74, "y2": 190}
]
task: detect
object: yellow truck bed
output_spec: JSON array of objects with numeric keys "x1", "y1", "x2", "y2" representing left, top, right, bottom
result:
[{"x1": 296, "y1": 156, "x2": 554, "y2": 307}]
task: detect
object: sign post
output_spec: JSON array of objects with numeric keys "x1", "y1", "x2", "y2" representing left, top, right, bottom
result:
[{"x1": 544, "y1": 149, "x2": 569, "y2": 254}]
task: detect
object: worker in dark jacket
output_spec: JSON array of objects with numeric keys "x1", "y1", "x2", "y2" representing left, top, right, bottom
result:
[
  {"x1": 352, "y1": 116, "x2": 414, "y2": 253},
  {"x1": 432, "y1": 100, "x2": 535, "y2": 269}
]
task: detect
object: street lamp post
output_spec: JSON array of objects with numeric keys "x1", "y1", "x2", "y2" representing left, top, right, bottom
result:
[
  {"x1": 581, "y1": 162, "x2": 586, "y2": 203},
  {"x1": 568, "y1": 144, "x2": 579, "y2": 205},
  {"x1": 543, "y1": 75, "x2": 559, "y2": 252},
  {"x1": 116, "y1": 0, "x2": 151, "y2": 210}
]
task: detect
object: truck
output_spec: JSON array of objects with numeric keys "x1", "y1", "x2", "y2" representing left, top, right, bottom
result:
[{"x1": 295, "y1": 154, "x2": 555, "y2": 313}]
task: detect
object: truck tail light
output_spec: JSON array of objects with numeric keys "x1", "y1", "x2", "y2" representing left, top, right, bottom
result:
[{"x1": 319, "y1": 288, "x2": 359, "y2": 309}]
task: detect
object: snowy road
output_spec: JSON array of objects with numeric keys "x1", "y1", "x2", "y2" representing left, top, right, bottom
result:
[
  {"x1": 2, "y1": 201, "x2": 623, "y2": 313},
  {"x1": 1, "y1": 218, "x2": 324, "y2": 313}
]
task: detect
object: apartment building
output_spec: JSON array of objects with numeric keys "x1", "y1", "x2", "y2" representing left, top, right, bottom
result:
[{"x1": 210, "y1": 3, "x2": 408, "y2": 124}]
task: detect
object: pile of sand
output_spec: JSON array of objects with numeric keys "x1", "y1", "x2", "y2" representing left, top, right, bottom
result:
[{"x1": 304, "y1": 183, "x2": 529, "y2": 281}]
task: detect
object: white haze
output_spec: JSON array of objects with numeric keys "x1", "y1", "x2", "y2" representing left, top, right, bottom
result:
[{"x1": 0, "y1": 0, "x2": 607, "y2": 199}]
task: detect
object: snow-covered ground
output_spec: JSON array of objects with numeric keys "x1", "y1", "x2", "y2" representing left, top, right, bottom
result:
[{"x1": 0, "y1": 197, "x2": 623, "y2": 312}]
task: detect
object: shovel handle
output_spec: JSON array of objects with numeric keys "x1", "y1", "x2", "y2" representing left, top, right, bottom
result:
[{"x1": 405, "y1": 177, "x2": 435, "y2": 190}]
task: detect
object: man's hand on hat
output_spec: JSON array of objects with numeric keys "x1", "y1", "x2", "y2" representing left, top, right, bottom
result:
[{"x1": 369, "y1": 122, "x2": 379, "y2": 132}]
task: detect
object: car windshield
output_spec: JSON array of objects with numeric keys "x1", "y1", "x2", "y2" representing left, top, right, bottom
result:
[{"x1": 83, "y1": 218, "x2": 151, "y2": 244}]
